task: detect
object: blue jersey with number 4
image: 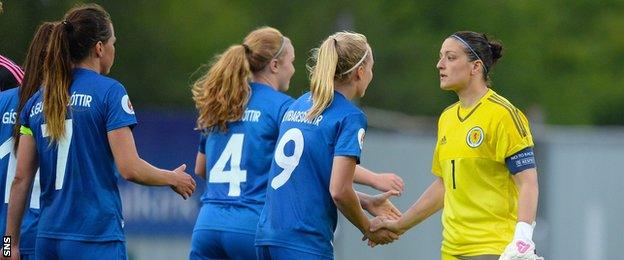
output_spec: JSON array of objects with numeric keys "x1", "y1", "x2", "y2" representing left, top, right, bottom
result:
[
  {"x1": 195, "y1": 82, "x2": 292, "y2": 234},
  {"x1": 255, "y1": 91, "x2": 368, "y2": 258},
  {"x1": 0, "y1": 87, "x2": 40, "y2": 254},
  {"x1": 20, "y1": 68, "x2": 137, "y2": 242}
]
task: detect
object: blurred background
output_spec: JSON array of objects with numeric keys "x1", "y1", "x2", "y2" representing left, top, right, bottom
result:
[{"x1": 2, "y1": 0, "x2": 623, "y2": 259}]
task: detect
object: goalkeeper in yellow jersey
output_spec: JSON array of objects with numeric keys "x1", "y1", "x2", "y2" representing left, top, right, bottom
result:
[{"x1": 370, "y1": 31, "x2": 542, "y2": 260}]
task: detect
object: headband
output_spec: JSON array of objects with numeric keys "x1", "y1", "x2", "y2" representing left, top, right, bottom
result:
[
  {"x1": 341, "y1": 48, "x2": 368, "y2": 75},
  {"x1": 450, "y1": 34, "x2": 488, "y2": 74}
]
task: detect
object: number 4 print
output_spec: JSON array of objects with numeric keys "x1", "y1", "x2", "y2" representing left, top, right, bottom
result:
[{"x1": 209, "y1": 134, "x2": 247, "y2": 196}]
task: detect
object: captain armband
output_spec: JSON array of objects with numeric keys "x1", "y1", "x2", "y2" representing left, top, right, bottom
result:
[
  {"x1": 505, "y1": 147, "x2": 536, "y2": 174},
  {"x1": 20, "y1": 126, "x2": 33, "y2": 136}
]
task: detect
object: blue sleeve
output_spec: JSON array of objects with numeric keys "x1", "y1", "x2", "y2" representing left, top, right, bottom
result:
[
  {"x1": 334, "y1": 113, "x2": 367, "y2": 164},
  {"x1": 198, "y1": 134, "x2": 207, "y2": 154},
  {"x1": 277, "y1": 98, "x2": 294, "y2": 123},
  {"x1": 19, "y1": 96, "x2": 34, "y2": 128},
  {"x1": 105, "y1": 83, "x2": 138, "y2": 132},
  {"x1": 505, "y1": 147, "x2": 537, "y2": 174}
]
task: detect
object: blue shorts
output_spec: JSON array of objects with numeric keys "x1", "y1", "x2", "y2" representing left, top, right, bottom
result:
[
  {"x1": 256, "y1": 245, "x2": 333, "y2": 260},
  {"x1": 20, "y1": 253, "x2": 34, "y2": 260},
  {"x1": 35, "y1": 237, "x2": 127, "y2": 260},
  {"x1": 190, "y1": 229, "x2": 255, "y2": 260}
]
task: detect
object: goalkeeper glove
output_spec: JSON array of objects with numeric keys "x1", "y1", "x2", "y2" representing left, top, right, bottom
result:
[{"x1": 499, "y1": 222, "x2": 544, "y2": 260}]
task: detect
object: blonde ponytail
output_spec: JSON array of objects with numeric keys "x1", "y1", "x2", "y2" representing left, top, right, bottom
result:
[
  {"x1": 192, "y1": 45, "x2": 251, "y2": 132},
  {"x1": 306, "y1": 32, "x2": 369, "y2": 120},
  {"x1": 307, "y1": 38, "x2": 339, "y2": 120}
]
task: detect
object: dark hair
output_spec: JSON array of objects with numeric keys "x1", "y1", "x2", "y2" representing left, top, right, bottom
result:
[
  {"x1": 12, "y1": 22, "x2": 55, "y2": 151},
  {"x1": 43, "y1": 3, "x2": 112, "y2": 142},
  {"x1": 451, "y1": 31, "x2": 503, "y2": 80}
]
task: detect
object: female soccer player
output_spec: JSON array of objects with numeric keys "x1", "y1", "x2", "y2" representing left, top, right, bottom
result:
[
  {"x1": 370, "y1": 31, "x2": 541, "y2": 260},
  {"x1": 5, "y1": 4, "x2": 196, "y2": 259},
  {"x1": 0, "y1": 21, "x2": 54, "y2": 260},
  {"x1": 255, "y1": 31, "x2": 401, "y2": 259},
  {"x1": 191, "y1": 27, "x2": 403, "y2": 260},
  {"x1": 190, "y1": 26, "x2": 296, "y2": 260}
]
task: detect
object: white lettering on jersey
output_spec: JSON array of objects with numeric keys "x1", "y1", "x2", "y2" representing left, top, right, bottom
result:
[
  {"x1": 282, "y1": 110, "x2": 323, "y2": 126},
  {"x1": 2, "y1": 109, "x2": 16, "y2": 124},
  {"x1": 30, "y1": 102, "x2": 43, "y2": 117},
  {"x1": 69, "y1": 92, "x2": 93, "y2": 108},
  {"x1": 241, "y1": 109, "x2": 261, "y2": 122}
]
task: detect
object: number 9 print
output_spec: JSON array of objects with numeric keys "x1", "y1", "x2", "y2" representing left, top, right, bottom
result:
[{"x1": 271, "y1": 128, "x2": 304, "y2": 190}]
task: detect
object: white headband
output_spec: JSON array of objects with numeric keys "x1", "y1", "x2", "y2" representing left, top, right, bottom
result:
[
  {"x1": 272, "y1": 37, "x2": 286, "y2": 59},
  {"x1": 341, "y1": 49, "x2": 369, "y2": 75}
]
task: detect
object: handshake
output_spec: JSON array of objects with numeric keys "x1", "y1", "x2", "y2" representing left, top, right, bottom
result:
[{"x1": 359, "y1": 190, "x2": 405, "y2": 247}]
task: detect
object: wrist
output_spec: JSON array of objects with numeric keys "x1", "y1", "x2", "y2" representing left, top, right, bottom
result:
[{"x1": 514, "y1": 221, "x2": 534, "y2": 240}]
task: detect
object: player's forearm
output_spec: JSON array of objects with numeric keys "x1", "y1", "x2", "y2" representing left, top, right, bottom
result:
[
  {"x1": 356, "y1": 190, "x2": 372, "y2": 210},
  {"x1": 121, "y1": 158, "x2": 174, "y2": 186},
  {"x1": 398, "y1": 177, "x2": 444, "y2": 232},
  {"x1": 353, "y1": 165, "x2": 376, "y2": 187},
  {"x1": 5, "y1": 172, "x2": 34, "y2": 244},
  {"x1": 514, "y1": 168, "x2": 539, "y2": 224},
  {"x1": 332, "y1": 187, "x2": 370, "y2": 234}
]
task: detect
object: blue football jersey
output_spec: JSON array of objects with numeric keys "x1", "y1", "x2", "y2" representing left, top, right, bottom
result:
[
  {"x1": 20, "y1": 68, "x2": 137, "y2": 242},
  {"x1": 195, "y1": 82, "x2": 293, "y2": 234},
  {"x1": 0, "y1": 87, "x2": 40, "y2": 254},
  {"x1": 255, "y1": 91, "x2": 368, "y2": 258}
]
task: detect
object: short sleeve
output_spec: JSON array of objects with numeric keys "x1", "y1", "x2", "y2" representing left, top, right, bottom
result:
[
  {"x1": 105, "y1": 83, "x2": 138, "y2": 132},
  {"x1": 431, "y1": 118, "x2": 443, "y2": 176},
  {"x1": 198, "y1": 134, "x2": 207, "y2": 154},
  {"x1": 19, "y1": 96, "x2": 35, "y2": 128},
  {"x1": 495, "y1": 108, "x2": 534, "y2": 162},
  {"x1": 334, "y1": 113, "x2": 367, "y2": 164},
  {"x1": 277, "y1": 98, "x2": 294, "y2": 124}
]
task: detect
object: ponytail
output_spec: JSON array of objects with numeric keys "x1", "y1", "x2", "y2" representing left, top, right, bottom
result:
[
  {"x1": 13, "y1": 22, "x2": 54, "y2": 151},
  {"x1": 192, "y1": 45, "x2": 251, "y2": 132},
  {"x1": 42, "y1": 22, "x2": 73, "y2": 143},
  {"x1": 307, "y1": 38, "x2": 338, "y2": 120}
]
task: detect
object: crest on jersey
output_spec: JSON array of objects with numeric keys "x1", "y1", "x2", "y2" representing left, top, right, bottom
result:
[
  {"x1": 357, "y1": 128, "x2": 366, "y2": 150},
  {"x1": 466, "y1": 126, "x2": 484, "y2": 148},
  {"x1": 121, "y1": 95, "x2": 135, "y2": 115}
]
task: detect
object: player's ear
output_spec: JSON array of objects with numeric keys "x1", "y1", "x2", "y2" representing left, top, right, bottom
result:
[
  {"x1": 471, "y1": 60, "x2": 482, "y2": 76},
  {"x1": 94, "y1": 41, "x2": 104, "y2": 58},
  {"x1": 355, "y1": 65, "x2": 364, "y2": 80},
  {"x1": 269, "y1": 59, "x2": 279, "y2": 74}
]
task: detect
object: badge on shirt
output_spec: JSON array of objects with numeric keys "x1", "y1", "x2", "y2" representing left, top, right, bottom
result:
[
  {"x1": 466, "y1": 126, "x2": 484, "y2": 148},
  {"x1": 121, "y1": 95, "x2": 135, "y2": 115},
  {"x1": 357, "y1": 128, "x2": 366, "y2": 150}
]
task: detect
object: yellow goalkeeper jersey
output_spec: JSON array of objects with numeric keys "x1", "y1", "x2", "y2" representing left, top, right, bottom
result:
[{"x1": 431, "y1": 88, "x2": 534, "y2": 256}]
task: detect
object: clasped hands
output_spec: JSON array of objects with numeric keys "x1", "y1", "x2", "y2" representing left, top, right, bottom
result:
[{"x1": 360, "y1": 190, "x2": 404, "y2": 248}]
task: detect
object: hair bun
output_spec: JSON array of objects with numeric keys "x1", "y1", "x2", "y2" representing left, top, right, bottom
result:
[{"x1": 489, "y1": 40, "x2": 503, "y2": 64}]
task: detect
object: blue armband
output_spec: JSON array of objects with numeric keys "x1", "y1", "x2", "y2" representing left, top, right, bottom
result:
[{"x1": 505, "y1": 147, "x2": 537, "y2": 174}]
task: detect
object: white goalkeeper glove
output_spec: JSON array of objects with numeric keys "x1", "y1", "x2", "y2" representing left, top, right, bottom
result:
[{"x1": 499, "y1": 222, "x2": 544, "y2": 260}]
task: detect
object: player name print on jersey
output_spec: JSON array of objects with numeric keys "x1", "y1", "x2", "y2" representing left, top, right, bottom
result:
[
  {"x1": 1, "y1": 110, "x2": 16, "y2": 125},
  {"x1": 241, "y1": 109, "x2": 261, "y2": 122},
  {"x1": 282, "y1": 110, "x2": 323, "y2": 126},
  {"x1": 466, "y1": 126, "x2": 484, "y2": 148}
]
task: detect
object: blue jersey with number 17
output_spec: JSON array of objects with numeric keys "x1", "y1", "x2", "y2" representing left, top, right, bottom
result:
[
  {"x1": 0, "y1": 87, "x2": 40, "y2": 254},
  {"x1": 256, "y1": 91, "x2": 367, "y2": 258},
  {"x1": 20, "y1": 68, "x2": 137, "y2": 242},
  {"x1": 195, "y1": 82, "x2": 293, "y2": 234}
]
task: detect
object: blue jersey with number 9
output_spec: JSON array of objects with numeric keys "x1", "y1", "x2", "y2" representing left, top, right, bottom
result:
[
  {"x1": 19, "y1": 68, "x2": 137, "y2": 242},
  {"x1": 195, "y1": 82, "x2": 293, "y2": 234},
  {"x1": 255, "y1": 91, "x2": 367, "y2": 258}
]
